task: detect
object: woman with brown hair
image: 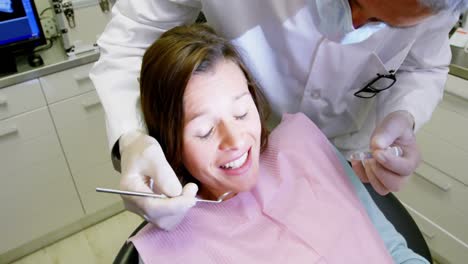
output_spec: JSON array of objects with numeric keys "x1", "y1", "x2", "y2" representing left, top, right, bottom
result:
[
  {"x1": 139, "y1": 24, "x2": 269, "y2": 195},
  {"x1": 130, "y1": 24, "x2": 428, "y2": 264}
]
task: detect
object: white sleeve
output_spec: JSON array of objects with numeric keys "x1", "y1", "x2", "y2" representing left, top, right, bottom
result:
[
  {"x1": 89, "y1": 0, "x2": 201, "y2": 149},
  {"x1": 376, "y1": 12, "x2": 458, "y2": 132}
]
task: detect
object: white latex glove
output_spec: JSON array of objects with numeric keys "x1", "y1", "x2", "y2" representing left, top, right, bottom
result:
[
  {"x1": 351, "y1": 110, "x2": 421, "y2": 195},
  {"x1": 119, "y1": 131, "x2": 198, "y2": 230}
]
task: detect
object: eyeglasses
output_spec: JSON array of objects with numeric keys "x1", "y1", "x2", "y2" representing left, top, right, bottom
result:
[{"x1": 354, "y1": 70, "x2": 396, "y2": 99}]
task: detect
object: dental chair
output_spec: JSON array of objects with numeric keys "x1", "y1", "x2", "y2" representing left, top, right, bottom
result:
[
  {"x1": 113, "y1": 184, "x2": 433, "y2": 264},
  {"x1": 114, "y1": 220, "x2": 147, "y2": 264},
  {"x1": 114, "y1": 12, "x2": 431, "y2": 263}
]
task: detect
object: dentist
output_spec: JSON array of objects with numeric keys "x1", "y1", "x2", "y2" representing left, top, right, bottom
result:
[{"x1": 90, "y1": 0, "x2": 468, "y2": 230}]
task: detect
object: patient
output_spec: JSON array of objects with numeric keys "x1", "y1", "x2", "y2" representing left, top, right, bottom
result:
[{"x1": 131, "y1": 24, "x2": 428, "y2": 264}]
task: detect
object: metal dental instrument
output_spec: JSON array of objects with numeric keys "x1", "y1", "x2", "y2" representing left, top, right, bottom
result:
[
  {"x1": 349, "y1": 146, "x2": 403, "y2": 161},
  {"x1": 96, "y1": 187, "x2": 232, "y2": 204}
]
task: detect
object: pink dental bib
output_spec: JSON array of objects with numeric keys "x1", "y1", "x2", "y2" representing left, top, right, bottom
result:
[{"x1": 130, "y1": 113, "x2": 394, "y2": 264}]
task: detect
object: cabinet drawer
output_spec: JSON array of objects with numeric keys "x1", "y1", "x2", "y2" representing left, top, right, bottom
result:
[
  {"x1": 0, "y1": 107, "x2": 62, "y2": 171},
  {"x1": 417, "y1": 130, "x2": 468, "y2": 186},
  {"x1": 422, "y1": 105, "x2": 468, "y2": 152},
  {"x1": 74, "y1": 161, "x2": 122, "y2": 214},
  {"x1": 403, "y1": 205, "x2": 468, "y2": 264},
  {"x1": 0, "y1": 108, "x2": 84, "y2": 254},
  {"x1": 0, "y1": 79, "x2": 46, "y2": 120},
  {"x1": 40, "y1": 63, "x2": 95, "y2": 103},
  {"x1": 396, "y1": 162, "x2": 468, "y2": 244},
  {"x1": 49, "y1": 90, "x2": 110, "y2": 174}
]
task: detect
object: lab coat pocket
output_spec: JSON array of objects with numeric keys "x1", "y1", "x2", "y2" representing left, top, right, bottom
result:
[
  {"x1": 331, "y1": 51, "x2": 400, "y2": 151},
  {"x1": 347, "y1": 46, "x2": 411, "y2": 123},
  {"x1": 338, "y1": 52, "x2": 390, "y2": 134},
  {"x1": 352, "y1": 52, "x2": 392, "y2": 95}
]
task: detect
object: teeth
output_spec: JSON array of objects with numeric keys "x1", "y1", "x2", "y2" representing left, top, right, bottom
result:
[{"x1": 220, "y1": 152, "x2": 248, "y2": 169}]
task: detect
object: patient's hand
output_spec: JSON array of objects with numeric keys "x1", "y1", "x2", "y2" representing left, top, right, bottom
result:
[
  {"x1": 119, "y1": 130, "x2": 198, "y2": 230},
  {"x1": 352, "y1": 111, "x2": 421, "y2": 195}
]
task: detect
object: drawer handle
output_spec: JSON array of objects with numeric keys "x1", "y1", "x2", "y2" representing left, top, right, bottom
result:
[
  {"x1": 81, "y1": 97, "x2": 101, "y2": 109},
  {"x1": 73, "y1": 73, "x2": 90, "y2": 82},
  {"x1": 420, "y1": 228, "x2": 435, "y2": 240},
  {"x1": 0, "y1": 96, "x2": 7, "y2": 106},
  {"x1": 0, "y1": 126, "x2": 18, "y2": 137},
  {"x1": 417, "y1": 173, "x2": 452, "y2": 192}
]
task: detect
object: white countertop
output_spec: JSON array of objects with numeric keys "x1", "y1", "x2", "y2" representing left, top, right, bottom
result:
[{"x1": 0, "y1": 41, "x2": 100, "y2": 89}]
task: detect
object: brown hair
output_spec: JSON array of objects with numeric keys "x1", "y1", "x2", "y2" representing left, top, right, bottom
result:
[{"x1": 140, "y1": 24, "x2": 270, "y2": 184}]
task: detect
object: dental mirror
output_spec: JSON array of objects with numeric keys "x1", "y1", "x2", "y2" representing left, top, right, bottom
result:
[{"x1": 199, "y1": 191, "x2": 232, "y2": 203}]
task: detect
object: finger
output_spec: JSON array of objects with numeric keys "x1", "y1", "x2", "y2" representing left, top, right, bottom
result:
[
  {"x1": 363, "y1": 159, "x2": 389, "y2": 195},
  {"x1": 141, "y1": 183, "x2": 198, "y2": 230},
  {"x1": 120, "y1": 172, "x2": 155, "y2": 193},
  {"x1": 374, "y1": 145, "x2": 420, "y2": 177},
  {"x1": 371, "y1": 128, "x2": 409, "y2": 150},
  {"x1": 156, "y1": 183, "x2": 198, "y2": 230},
  {"x1": 370, "y1": 161, "x2": 408, "y2": 192},
  {"x1": 143, "y1": 144, "x2": 183, "y2": 197},
  {"x1": 351, "y1": 160, "x2": 369, "y2": 183},
  {"x1": 142, "y1": 184, "x2": 198, "y2": 216},
  {"x1": 371, "y1": 124, "x2": 403, "y2": 150},
  {"x1": 371, "y1": 111, "x2": 414, "y2": 150},
  {"x1": 122, "y1": 200, "x2": 152, "y2": 223},
  {"x1": 121, "y1": 199, "x2": 142, "y2": 216},
  {"x1": 119, "y1": 173, "x2": 156, "y2": 216},
  {"x1": 181, "y1": 182, "x2": 199, "y2": 198}
]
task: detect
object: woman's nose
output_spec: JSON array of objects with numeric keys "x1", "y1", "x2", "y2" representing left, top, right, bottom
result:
[{"x1": 218, "y1": 121, "x2": 245, "y2": 151}]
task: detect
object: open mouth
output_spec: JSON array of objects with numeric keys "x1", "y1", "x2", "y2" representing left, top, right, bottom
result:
[{"x1": 219, "y1": 150, "x2": 249, "y2": 170}]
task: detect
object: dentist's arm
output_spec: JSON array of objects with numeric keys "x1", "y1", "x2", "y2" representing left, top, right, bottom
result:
[
  {"x1": 90, "y1": 0, "x2": 201, "y2": 148},
  {"x1": 353, "y1": 12, "x2": 457, "y2": 195},
  {"x1": 89, "y1": 0, "x2": 201, "y2": 230}
]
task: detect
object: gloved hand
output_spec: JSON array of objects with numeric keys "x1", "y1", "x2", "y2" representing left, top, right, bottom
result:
[
  {"x1": 119, "y1": 130, "x2": 198, "y2": 230},
  {"x1": 351, "y1": 110, "x2": 421, "y2": 195}
]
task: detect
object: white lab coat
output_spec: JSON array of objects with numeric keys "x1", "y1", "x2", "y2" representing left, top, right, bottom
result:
[{"x1": 90, "y1": 0, "x2": 458, "y2": 157}]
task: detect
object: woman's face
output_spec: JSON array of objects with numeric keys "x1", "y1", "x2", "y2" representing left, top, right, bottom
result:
[{"x1": 182, "y1": 59, "x2": 262, "y2": 200}]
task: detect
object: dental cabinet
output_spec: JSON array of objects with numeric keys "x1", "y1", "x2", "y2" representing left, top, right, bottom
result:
[
  {"x1": 0, "y1": 0, "x2": 117, "y2": 261},
  {"x1": 41, "y1": 64, "x2": 120, "y2": 215},
  {"x1": 0, "y1": 80, "x2": 84, "y2": 261},
  {"x1": 396, "y1": 74, "x2": 468, "y2": 264},
  {"x1": 0, "y1": 61, "x2": 123, "y2": 263}
]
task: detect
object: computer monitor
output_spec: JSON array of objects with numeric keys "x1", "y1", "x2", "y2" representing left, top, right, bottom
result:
[{"x1": 0, "y1": 0, "x2": 46, "y2": 74}]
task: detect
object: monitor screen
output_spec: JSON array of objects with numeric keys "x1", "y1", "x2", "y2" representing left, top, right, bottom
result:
[{"x1": 0, "y1": 0, "x2": 45, "y2": 49}]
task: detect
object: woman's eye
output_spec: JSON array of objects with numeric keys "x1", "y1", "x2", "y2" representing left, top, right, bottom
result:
[
  {"x1": 235, "y1": 112, "x2": 248, "y2": 120},
  {"x1": 198, "y1": 127, "x2": 213, "y2": 139}
]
